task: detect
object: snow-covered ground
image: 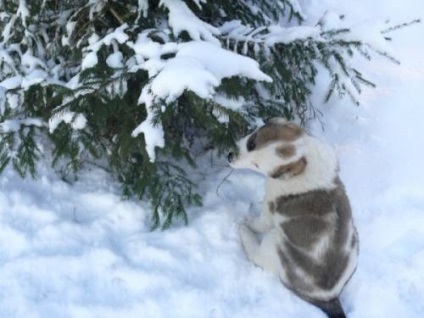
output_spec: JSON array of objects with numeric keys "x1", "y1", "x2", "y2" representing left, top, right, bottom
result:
[{"x1": 1, "y1": 0, "x2": 424, "y2": 317}]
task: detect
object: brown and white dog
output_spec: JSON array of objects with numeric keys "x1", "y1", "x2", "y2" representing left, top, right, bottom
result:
[{"x1": 228, "y1": 118, "x2": 358, "y2": 318}]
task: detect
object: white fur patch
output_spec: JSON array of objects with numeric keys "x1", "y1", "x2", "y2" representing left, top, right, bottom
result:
[{"x1": 265, "y1": 135, "x2": 338, "y2": 200}]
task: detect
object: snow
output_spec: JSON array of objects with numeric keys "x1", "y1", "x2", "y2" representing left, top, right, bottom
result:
[
  {"x1": 16, "y1": 0, "x2": 29, "y2": 27},
  {"x1": 0, "y1": 76, "x2": 22, "y2": 90},
  {"x1": 132, "y1": 40, "x2": 272, "y2": 161},
  {"x1": 286, "y1": 0, "x2": 306, "y2": 20},
  {"x1": 0, "y1": 118, "x2": 45, "y2": 133},
  {"x1": 264, "y1": 25, "x2": 321, "y2": 45},
  {"x1": 82, "y1": 25, "x2": 129, "y2": 70},
  {"x1": 0, "y1": 87, "x2": 5, "y2": 115},
  {"x1": 49, "y1": 111, "x2": 87, "y2": 133},
  {"x1": 131, "y1": 105, "x2": 165, "y2": 162},
  {"x1": 21, "y1": 70, "x2": 48, "y2": 90},
  {"x1": 191, "y1": 0, "x2": 207, "y2": 10},
  {"x1": 141, "y1": 41, "x2": 272, "y2": 105},
  {"x1": 106, "y1": 52, "x2": 124, "y2": 69},
  {"x1": 1, "y1": 1, "x2": 424, "y2": 317},
  {"x1": 151, "y1": 56, "x2": 219, "y2": 102},
  {"x1": 137, "y1": 0, "x2": 149, "y2": 19},
  {"x1": 62, "y1": 21, "x2": 77, "y2": 46},
  {"x1": 6, "y1": 93, "x2": 20, "y2": 110},
  {"x1": 317, "y1": 10, "x2": 395, "y2": 57},
  {"x1": 81, "y1": 51, "x2": 98, "y2": 70},
  {"x1": 213, "y1": 94, "x2": 246, "y2": 111},
  {"x1": 177, "y1": 41, "x2": 272, "y2": 83},
  {"x1": 160, "y1": 0, "x2": 220, "y2": 45}
]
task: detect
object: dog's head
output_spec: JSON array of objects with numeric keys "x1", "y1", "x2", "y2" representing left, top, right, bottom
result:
[{"x1": 228, "y1": 118, "x2": 307, "y2": 179}]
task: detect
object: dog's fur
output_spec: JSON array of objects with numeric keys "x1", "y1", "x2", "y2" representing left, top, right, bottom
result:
[{"x1": 228, "y1": 118, "x2": 358, "y2": 318}]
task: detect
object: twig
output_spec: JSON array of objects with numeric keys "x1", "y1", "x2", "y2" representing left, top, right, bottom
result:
[
  {"x1": 216, "y1": 168, "x2": 234, "y2": 197},
  {"x1": 110, "y1": 7, "x2": 125, "y2": 25}
]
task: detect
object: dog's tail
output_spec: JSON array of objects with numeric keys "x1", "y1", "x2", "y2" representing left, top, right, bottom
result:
[{"x1": 312, "y1": 298, "x2": 346, "y2": 318}]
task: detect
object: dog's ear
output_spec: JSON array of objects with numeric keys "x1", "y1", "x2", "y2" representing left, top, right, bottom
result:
[{"x1": 270, "y1": 157, "x2": 307, "y2": 179}]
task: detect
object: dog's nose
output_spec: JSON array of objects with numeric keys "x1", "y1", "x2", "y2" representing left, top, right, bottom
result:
[{"x1": 227, "y1": 152, "x2": 234, "y2": 163}]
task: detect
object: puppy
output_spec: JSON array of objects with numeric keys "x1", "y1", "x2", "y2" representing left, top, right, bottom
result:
[{"x1": 228, "y1": 118, "x2": 358, "y2": 318}]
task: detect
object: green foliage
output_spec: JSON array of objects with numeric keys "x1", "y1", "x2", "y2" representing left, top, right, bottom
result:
[
  {"x1": 12, "y1": 127, "x2": 41, "y2": 178},
  {"x1": 0, "y1": 0, "x2": 417, "y2": 228},
  {"x1": 0, "y1": 137, "x2": 11, "y2": 174}
]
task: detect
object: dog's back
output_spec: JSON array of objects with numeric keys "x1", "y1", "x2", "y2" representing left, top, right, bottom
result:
[{"x1": 272, "y1": 177, "x2": 358, "y2": 309}]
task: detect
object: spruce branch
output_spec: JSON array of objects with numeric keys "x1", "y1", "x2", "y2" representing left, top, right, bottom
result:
[{"x1": 381, "y1": 18, "x2": 421, "y2": 34}]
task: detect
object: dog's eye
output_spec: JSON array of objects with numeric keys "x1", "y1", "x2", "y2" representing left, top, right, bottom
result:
[{"x1": 247, "y1": 135, "x2": 256, "y2": 152}]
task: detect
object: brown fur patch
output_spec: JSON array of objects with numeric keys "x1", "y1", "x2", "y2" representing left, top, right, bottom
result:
[
  {"x1": 270, "y1": 157, "x2": 307, "y2": 179},
  {"x1": 276, "y1": 144, "x2": 296, "y2": 158},
  {"x1": 281, "y1": 217, "x2": 329, "y2": 248},
  {"x1": 254, "y1": 122, "x2": 303, "y2": 149}
]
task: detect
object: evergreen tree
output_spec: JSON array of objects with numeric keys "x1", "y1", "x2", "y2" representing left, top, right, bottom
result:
[{"x1": 0, "y1": 0, "x2": 418, "y2": 228}]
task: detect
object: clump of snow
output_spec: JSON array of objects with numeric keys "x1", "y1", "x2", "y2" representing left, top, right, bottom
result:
[
  {"x1": 0, "y1": 87, "x2": 5, "y2": 115},
  {"x1": 0, "y1": 118, "x2": 45, "y2": 133},
  {"x1": 139, "y1": 40, "x2": 272, "y2": 107},
  {"x1": 212, "y1": 108, "x2": 229, "y2": 123},
  {"x1": 6, "y1": 93, "x2": 20, "y2": 110},
  {"x1": 16, "y1": 0, "x2": 30, "y2": 27},
  {"x1": 131, "y1": 88, "x2": 165, "y2": 162},
  {"x1": 213, "y1": 94, "x2": 245, "y2": 111},
  {"x1": 129, "y1": 33, "x2": 176, "y2": 59},
  {"x1": 153, "y1": 57, "x2": 219, "y2": 102},
  {"x1": 127, "y1": 32, "x2": 178, "y2": 77},
  {"x1": 21, "y1": 69, "x2": 48, "y2": 90},
  {"x1": 191, "y1": 0, "x2": 207, "y2": 9},
  {"x1": 81, "y1": 51, "x2": 98, "y2": 70},
  {"x1": 106, "y1": 52, "x2": 124, "y2": 69},
  {"x1": 137, "y1": 0, "x2": 149, "y2": 19},
  {"x1": 82, "y1": 24, "x2": 129, "y2": 70},
  {"x1": 62, "y1": 21, "x2": 77, "y2": 46},
  {"x1": 160, "y1": 0, "x2": 220, "y2": 45},
  {"x1": 49, "y1": 111, "x2": 87, "y2": 133},
  {"x1": 131, "y1": 40, "x2": 271, "y2": 161},
  {"x1": 0, "y1": 76, "x2": 22, "y2": 90},
  {"x1": 177, "y1": 41, "x2": 272, "y2": 83},
  {"x1": 286, "y1": 0, "x2": 306, "y2": 20}
]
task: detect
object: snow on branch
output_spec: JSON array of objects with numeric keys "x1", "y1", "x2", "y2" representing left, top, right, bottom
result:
[
  {"x1": 81, "y1": 24, "x2": 130, "y2": 70},
  {"x1": 17, "y1": 0, "x2": 30, "y2": 27},
  {"x1": 318, "y1": 11, "x2": 395, "y2": 57},
  {"x1": 131, "y1": 40, "x2": 272, "y2": 162},
  {"x1": 220, "y1": 11, "x2": 397, "y2": 55},
  {"x1": 137, "y1": 0, "x2": 150, "y2": 20},
  {"x1": 285, "y1": 0, "x2": 305, "y2": 20},
  {"x1": 48, "y1": 111, "x2": 87, "y2": 134},
  {"x1": 0, "y1": 87, "x2": 5, "y2": 116},
  {"x1": 219, "y1": 20, "x2": 322, "y2": 52},
  {"x1": 0, "y1": 118, "x2": 45, "y2": 133},
  {"x1": 191, "y1": 0, "x2": 207, "y2": 9},
  {"x1": 160, "y1": 0, "x2": 220, "y2": 45}
]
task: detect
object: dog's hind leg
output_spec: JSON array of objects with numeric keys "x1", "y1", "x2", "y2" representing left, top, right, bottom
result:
[{"x1": 239, "y1": 225, "x2": 281, "y2": 276}]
